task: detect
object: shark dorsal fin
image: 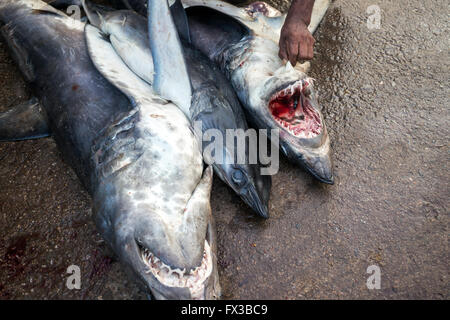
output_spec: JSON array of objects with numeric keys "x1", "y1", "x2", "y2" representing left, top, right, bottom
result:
[
  {"x1": 85, "y1": 24, "x2": 161, "y2": 106},
  {"x1": 147, "y1": 0, "x2": 192, "y2": 117}
]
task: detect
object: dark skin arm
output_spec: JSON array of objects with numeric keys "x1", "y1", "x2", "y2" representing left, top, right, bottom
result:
[{"x1": 278, "y1": 0, "x2": 315, "y2": 66}]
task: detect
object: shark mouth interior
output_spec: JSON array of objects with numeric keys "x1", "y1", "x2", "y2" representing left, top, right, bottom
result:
[
  {"x1": 141, "y1": 240, "x2": 213, "y2": 300},
  {"x1": 269, "y1": 79, "x2": 322, "y2": 138}
]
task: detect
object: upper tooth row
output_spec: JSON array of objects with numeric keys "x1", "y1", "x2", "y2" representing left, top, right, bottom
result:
[{"x1": 277, "y1": 79, "x2": 313, "y2": 97}]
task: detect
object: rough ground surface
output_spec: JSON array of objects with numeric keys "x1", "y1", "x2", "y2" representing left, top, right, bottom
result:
[{"x1": 0, "y1": 0, "x2": 448, "y2": 299}]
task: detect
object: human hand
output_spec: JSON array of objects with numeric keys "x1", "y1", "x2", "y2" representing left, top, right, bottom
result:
[{"x1": 278, "y1": 16, "x2": 315, "y2": 65}]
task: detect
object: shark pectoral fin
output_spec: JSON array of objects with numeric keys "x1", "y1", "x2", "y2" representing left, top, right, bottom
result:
[
  {"x1": 0, "y1": 98, "x2": 50, "y2": 142},
  {"x1": 0, "y1": 24, "x2": 35, "y2": 83},
  {"x1": 28, "y1": 0, "x2": 70, "y2": 17},
  {"x1": 85, "y1": 24, "x2": 155, "y2": 105},
  {"x1": 185, "y1": 166, "x2": 214, "y2": 218},
  {"x1": 169, "y1": 0, "x2": 191, "y2": 43},
  {"x1": 180, "y1": 166, "x2": 213, "y2": 251},
  {"x1": 147, "y1": 0, "x2": 192, "y2": 116}
]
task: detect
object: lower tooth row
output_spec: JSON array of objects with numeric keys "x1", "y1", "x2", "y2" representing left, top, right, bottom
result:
[{"x1": 143, "y1": 245, "x2": 210, "y2": 285}]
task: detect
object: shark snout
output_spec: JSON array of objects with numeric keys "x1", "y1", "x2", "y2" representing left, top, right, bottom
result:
[
  {"x1": 301, "y1": 150, "x2": 334, "y2": 185},
  {"x1": 214, "y1": 162, "x2": 272, "y2": 218},
  {"x1": 101, "y1": 167, "x2": 219, "y2": 300},
  {"x1": 240, "y1": 173, "x2": 272, "y2": 218}
]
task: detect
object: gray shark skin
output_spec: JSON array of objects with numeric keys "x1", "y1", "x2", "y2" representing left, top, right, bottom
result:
[
  {"x1": 81, "y1": 0, "x2": 272, "y2": 218},
  {"x1": 181, "y1": 0, "x2": 334, "y2": 184},
  {"x1": 48, "y1": 0, "x2": 82, "y2": 8},
  {"x1": 49, "y1": 0, "x2": 127, "y2": 10},
  {"x1": 110, "y1": 0, "x2": 333, "y2": 183},
  {"x1": 0, "y1": 0, "x2": 220, "y2": 300},
  {"x1": 121, "y1": 0, "x2": 147, "y2": 14}
]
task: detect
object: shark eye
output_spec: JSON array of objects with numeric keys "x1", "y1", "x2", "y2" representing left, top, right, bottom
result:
[{"x1": 232, "y1": 169, "x2": 245, "y2": 185}]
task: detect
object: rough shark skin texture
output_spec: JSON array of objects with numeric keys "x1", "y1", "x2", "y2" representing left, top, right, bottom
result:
[
  {"x1": 122, "y1": 0, "x2": 333, "y2": 183},
  {"x1": 0, "y1": 0, "x2": 447, "y2": 301},
  {"x1": 182, "y1": 0, "x2": 334, "y2": 183},
  {"x1": 80, "y1": 1, "x2": 271, "y2": 217},
  {"x1": 0, "y1": 0, "x2": 219, "y2": 299}
]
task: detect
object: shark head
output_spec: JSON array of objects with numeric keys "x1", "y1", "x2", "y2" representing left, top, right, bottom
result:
[
  {"x1": 84, "y1": 19, "x2": 221, "y2": 298},
  {"x1": 191, "y1": 87, "x2": 272, "y2": 218},
  {"x1": 213, "y1": 160, "x2": 271, "y2": 218},
  {"x1": 232, "y1": 38, "x2": 333, "y2": 184},
  {"x1": 181, "y1": 1, "x2": 334, "y2": 184},
  {"x1": 263, "y1": 65, "x2": 333, "y2": 184},
  {"x1": 93, "y1": 163, "x2": 221, "y2": 300}
]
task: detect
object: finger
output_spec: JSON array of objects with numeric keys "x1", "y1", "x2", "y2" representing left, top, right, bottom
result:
[
  {"x1": 307, "y1": 44, "x2": 314, "y2": 60},
  {"x1": 299, "y1": 40, "x2": 314, "y2": 60},
  {"x1": 278, "y1": 39, "x2": 288, "y2": 61},
  {"x1": 298, "y1": 42, "x2": 308, "y2": 60},
  {"x1": 285, "y1": 39, "x2": 291, "y2": 62},
  {"x1": 288, "y1": 42, "x2": 299, "y2": 66},
  {"x1": 307, "y1": 37, "x2": 315, "y2": 60}
]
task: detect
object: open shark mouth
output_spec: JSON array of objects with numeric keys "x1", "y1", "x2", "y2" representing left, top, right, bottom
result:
[
  {"x1": 269, "y1": 79, "x2": 322, "y2": 139},
  {"x1": 141, "y1": 240, "x2": 213, "y2": 300}
]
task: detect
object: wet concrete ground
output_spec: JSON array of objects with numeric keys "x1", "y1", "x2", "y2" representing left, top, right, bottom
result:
[{"x1": 0, "y1": 0, "x2": 448, "y2": 299}]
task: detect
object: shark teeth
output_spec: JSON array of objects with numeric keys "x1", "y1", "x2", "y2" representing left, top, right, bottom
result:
[
  {"x1": 269, "y1": 79, "x2": 322, "y2": 139},
  {"x1": 141, "y1": 240, "x2": 213, "y2": 300}
]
